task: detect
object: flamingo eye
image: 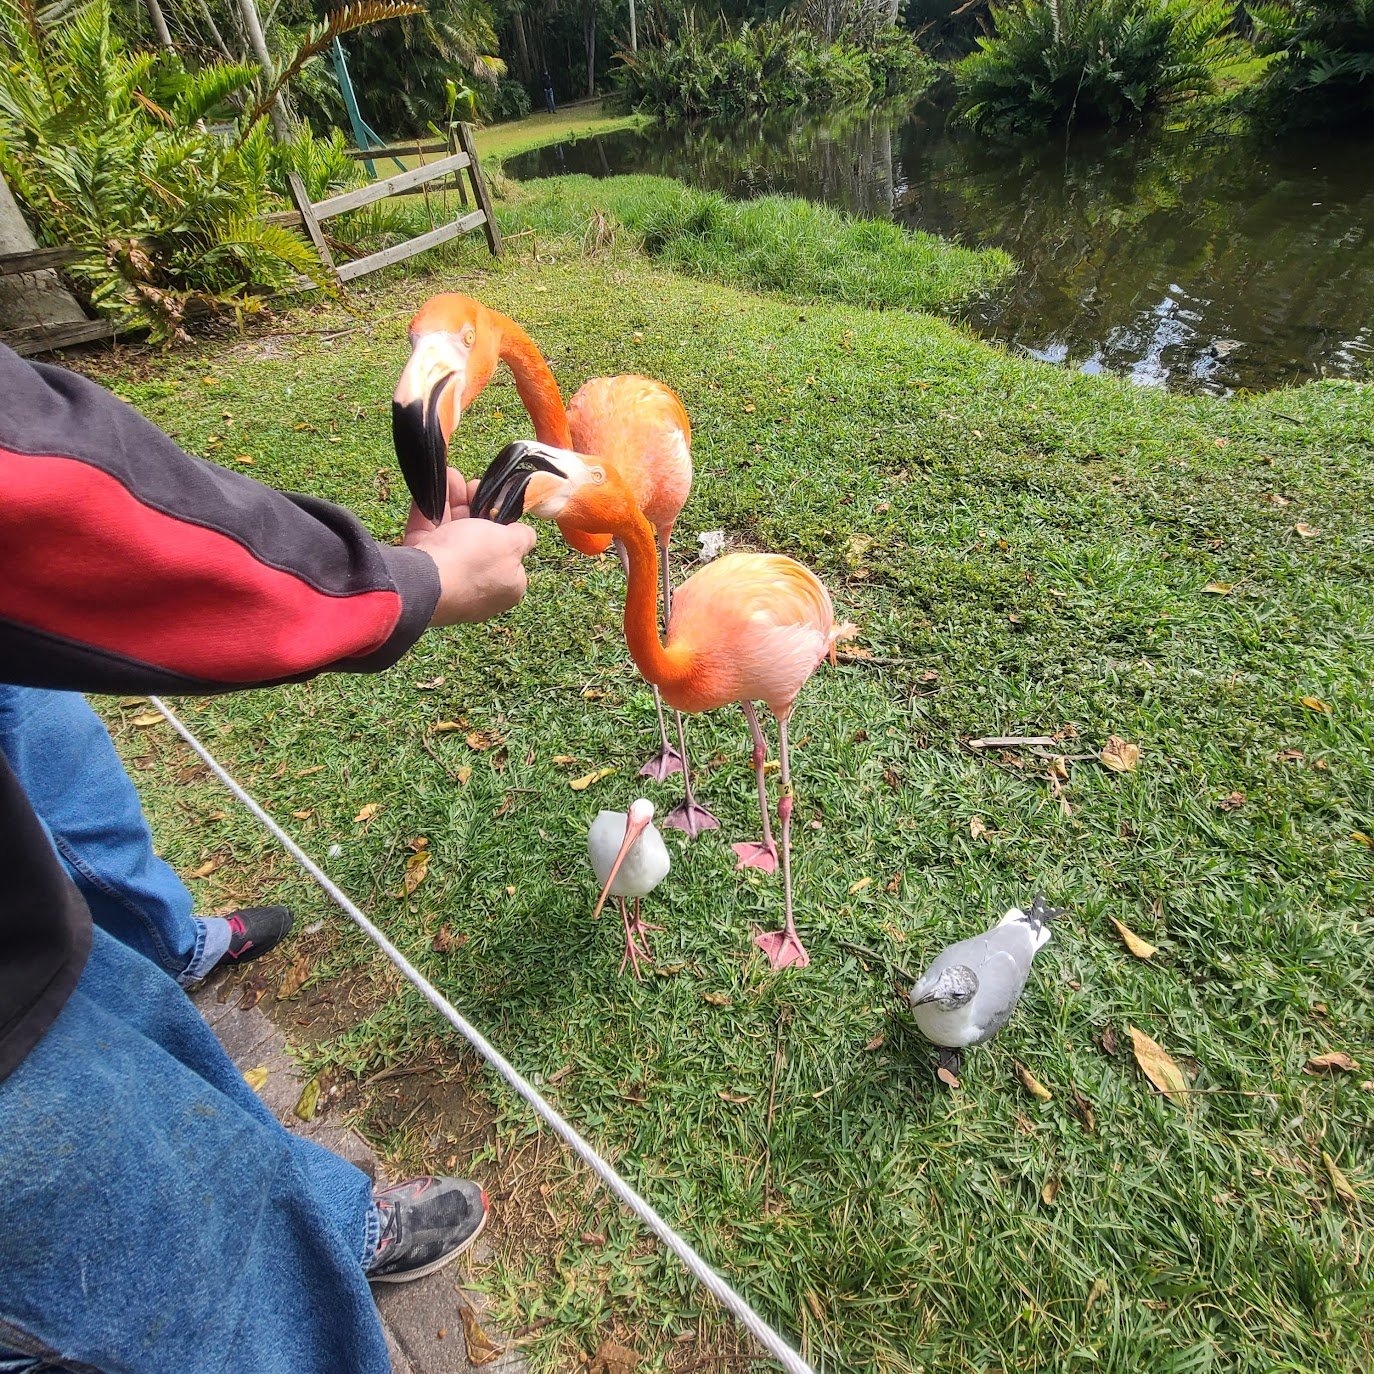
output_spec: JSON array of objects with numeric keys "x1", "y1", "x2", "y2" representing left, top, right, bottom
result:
[
  {"x1": 589, "y1": 466, "x2": 605, "y2": 484},
  {"x1": 461, "y1": 325, "x2": 476, "y2": 347}
]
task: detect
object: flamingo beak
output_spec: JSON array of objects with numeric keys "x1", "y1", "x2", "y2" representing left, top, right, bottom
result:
[
  {"x1": 591, "y1": 812, "x2": 652, "y2": 922},
  {"x1": 472, "y1": 440, "x2": 570, "y2": 523},
  {"x1": 393, "y1": 337, "x2": 464, "y2": 523}
]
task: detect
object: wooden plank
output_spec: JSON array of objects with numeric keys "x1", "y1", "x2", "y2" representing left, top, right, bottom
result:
[
  {"x1": 312, "y1": 152, "x2": 471, "y2": 221},
  {"x1": 345, "y1": 139, "x2": 447, "y2": 161},
  {"x1": 264, "y1": 208, "x2": 304, "y2": 227},
  {"x1": 2, "y1": 318, "x2": 114, "y2": 355},
  {"x1": 336, "y1": 210, "x2": 487, "y2": 282},
  {"x1": 286, "y1": 171, "x2": 335, "y2": 274},
  {"x1": 0, "y1": 245, "x2": 83, "y2": 276},
  {"x1": 455, "y1": 122, "x2": 501, "y2": 257}
]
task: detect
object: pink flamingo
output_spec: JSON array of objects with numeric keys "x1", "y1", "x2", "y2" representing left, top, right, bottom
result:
[{"x1": 473, "y1": 440, "x2": 855, "y2": 971}]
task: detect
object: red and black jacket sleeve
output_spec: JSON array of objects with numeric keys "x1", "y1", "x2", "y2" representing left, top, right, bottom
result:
[{"x1": 0, "y1": 345, "x2": 440, "y2": 693}]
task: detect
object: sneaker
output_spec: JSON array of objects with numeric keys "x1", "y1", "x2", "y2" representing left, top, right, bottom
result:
[
  {"x1": 214, "y1": 905, "x2": 294, "y2": 970},
  {"x1": 365, "y1": 1177, "x2": 489, "y2": 1284}
]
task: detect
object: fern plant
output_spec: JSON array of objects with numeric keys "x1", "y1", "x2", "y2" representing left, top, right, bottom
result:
[
  {"x1": 1250, "y1": 0, "x2": 1374, "y2": 127},
  {"x1": 955, "y1": 0, "x2": 1249, "y2": 135}
]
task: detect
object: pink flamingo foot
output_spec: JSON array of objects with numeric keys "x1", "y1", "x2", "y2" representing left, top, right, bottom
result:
[
  {"x1": 663, "y1": 801, "x2": 720, "y2": 837},
  {"x1": 753, "y1": 927, "x2": 811, "y2": 971},
  {"x1": 638, "y1": 745, "x2": 685, "y2": 781},
  {"x1": 732, "y1": 840, "x2": 778, "y2": 873}
]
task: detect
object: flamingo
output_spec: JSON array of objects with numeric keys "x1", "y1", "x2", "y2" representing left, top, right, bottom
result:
[
  {"x1": 472, "y1": 440, "x2": 855, "y2": 972},
  {"x1": 588, "y1": 798, "x2": 671, "y2": 979},
  {"x1": 390, "y1": 294, "x2": 705, "y2": 806}
]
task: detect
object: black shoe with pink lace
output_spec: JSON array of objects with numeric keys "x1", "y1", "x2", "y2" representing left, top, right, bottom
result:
[
  {"x1": 365, "y1": 1177, "x2": 489, "y2": 1283},
  {"x1": 215, "y1": 905, "x2": 294, "y2": 969}
]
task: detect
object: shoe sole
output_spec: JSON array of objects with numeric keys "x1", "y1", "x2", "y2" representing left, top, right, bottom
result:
[{"x1": 367, "y1": 1203, "x2": 489, "y2": 1284}]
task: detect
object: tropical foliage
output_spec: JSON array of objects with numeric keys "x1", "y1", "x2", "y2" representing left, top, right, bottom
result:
[
  {"x1": 1250, "y1": 0, "x2": 1374, "y2": 127},
  {"x1": 614, "y1": 16, "x2": 934, "y2": 117},
  {"x1": 955, "y1": 0, "x2": 1249, "y2": 134}
]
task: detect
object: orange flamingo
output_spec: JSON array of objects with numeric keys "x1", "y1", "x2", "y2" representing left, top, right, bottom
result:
[
  {"x1": 391, "y1": 294, "x2": 706, "y2": 807},
  {"x1": 472, "y1": 439, "x2": 855, "y2": 971}
]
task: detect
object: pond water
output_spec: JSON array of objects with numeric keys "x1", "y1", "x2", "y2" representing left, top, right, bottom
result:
[{"x1": 506, "y1": 103, "x2": 1374, "y2": 395}]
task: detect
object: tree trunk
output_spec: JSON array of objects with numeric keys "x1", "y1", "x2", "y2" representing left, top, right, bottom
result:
[
  {"x1": 146, "y1": 0, "x2": 174, "y2": 51},
  {"x1": 510, "y1": 7, "x2": 532, "y2": 83},
  {"x1": 629, "y1": 0, "x2": 637, "y2": 53},
  {"x1": 234, "y1": 0, "x2": 292, "y2": 140},
  {"x1": 584, "y1": 10, "x2": 596, "y2": 98},
  {"x1": 198, "y1": 0, "x2": 237, "y2": 61}
]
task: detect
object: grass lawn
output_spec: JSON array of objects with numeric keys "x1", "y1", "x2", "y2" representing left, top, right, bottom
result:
[
  {"x1": 92, "y1": 181, "x2": 1372, "y2": 1373},
  {"x1": 473, "y1": 100, "x2": 653, "y2": 167}
]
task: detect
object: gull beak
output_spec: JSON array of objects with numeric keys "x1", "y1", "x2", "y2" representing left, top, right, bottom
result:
[
  {"x1": 472, "y1": 439, "x2": 588, "y2": 524},
  {"x1": 591, "y1": 809, "x2": 652, "y2": 922},
  {"x1": 392, "y1": 336, "x2": 465, "y2": 522}
]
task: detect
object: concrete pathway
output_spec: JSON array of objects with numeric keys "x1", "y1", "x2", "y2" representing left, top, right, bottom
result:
[{"x1": 192, "y1": 975, "x2": 524, "y2": 1374}]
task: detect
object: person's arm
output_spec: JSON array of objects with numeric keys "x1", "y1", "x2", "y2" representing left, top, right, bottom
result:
[{"x1": 0, "y1": 346, "x2": 529, "y2": 694}]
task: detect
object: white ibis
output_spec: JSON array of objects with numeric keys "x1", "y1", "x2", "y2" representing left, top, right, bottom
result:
[{"x1": 588, "y1": 798, "x2": 670, "y2": 979}]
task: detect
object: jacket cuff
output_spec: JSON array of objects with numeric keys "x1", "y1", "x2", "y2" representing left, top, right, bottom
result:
[{"x1": 338, "y1": 544, "x2": 441, "y2": 674}]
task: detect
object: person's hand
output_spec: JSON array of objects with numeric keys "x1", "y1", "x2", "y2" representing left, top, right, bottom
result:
[
  {"x1": 411, "y1": 518, "x2": 536, "y2": 625},
  {"x1": 403, "y1": 467, "x2": 480, "y2": 543}
]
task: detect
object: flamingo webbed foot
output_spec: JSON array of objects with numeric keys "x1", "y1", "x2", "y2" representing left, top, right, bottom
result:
[
  {"x1": 753, "y1": 927, "x2": 811, "y2": 971},
  {"x1": 663, "y1": 800, "x2": 720, "y2": 837},
  {"x1": 731, "y1": 840, "x2": 778, "y2": 873},
  {"x1": 638, "y1": 745, "x2": 685, "y2": 782}
]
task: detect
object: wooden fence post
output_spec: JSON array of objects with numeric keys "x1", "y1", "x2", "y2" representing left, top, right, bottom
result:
[
  {"x1": 456, "y1": 122, "x2": 502, "y2": 257},
  {"x1": 285, "y1": 171, "x2": 336, "y2": 276}
]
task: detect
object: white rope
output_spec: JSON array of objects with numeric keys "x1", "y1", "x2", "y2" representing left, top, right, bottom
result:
[{"x1": 150, "y1": 696, "x2": 816, "y2": 1374}]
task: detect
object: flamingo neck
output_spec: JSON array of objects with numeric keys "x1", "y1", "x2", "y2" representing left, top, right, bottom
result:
[
  {"x1": 618, "y1": 509, "x2": 693, "y2": 696},
  {"x1": 495, "y1": 317, "x2": 570, "y2": 447}
]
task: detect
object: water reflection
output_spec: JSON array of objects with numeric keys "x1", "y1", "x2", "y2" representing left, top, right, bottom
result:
[{"x1": 506, "y1": 104, "x2": 1374, "y2": 394}]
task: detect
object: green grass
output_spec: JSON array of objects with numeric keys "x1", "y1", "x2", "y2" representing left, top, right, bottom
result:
[
  {"x1": 473, "y1": 100, "x2": 654, "y2": 167},
  {"x1": 94, "y1": 212, "x2": 1372, "y2": 1373},
  {"x1": 503, "y1": 174, "x2": 1016, "y2": 312}
]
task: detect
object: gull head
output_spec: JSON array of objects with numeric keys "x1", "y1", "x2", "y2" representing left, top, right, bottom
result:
[{"x1": 909, "y1": 964, "x2": 978, "y2": 1011}]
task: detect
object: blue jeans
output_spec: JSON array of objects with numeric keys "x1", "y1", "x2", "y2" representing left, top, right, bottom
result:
[
  {"x1": 0, "y1": 687, "x2": 227, "y2": 982},
  {"x1": 0, "y1": 928, "x2": 386, "y2": 1374}
]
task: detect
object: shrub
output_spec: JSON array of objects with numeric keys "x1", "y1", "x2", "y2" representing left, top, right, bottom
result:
[
  {"x1": 1250, "y1": 0, "x2": 1374, "y2": 128},
  {"x1": 955, "y1": 0, "x2": 1248, "y2": 135},
  {"x1": 482, "y1": 74, "x2": 532, "y2": 122}
]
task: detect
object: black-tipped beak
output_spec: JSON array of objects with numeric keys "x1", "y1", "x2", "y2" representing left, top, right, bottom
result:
[
  {"x1": 391, "y1": 372, "x2": 456, "y2": 524},
  {"x1": 471, "y1": 440, "x2": 563, "y2": 524}
]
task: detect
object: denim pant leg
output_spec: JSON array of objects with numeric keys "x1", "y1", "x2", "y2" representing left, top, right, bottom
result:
[
  {"x1": 0, "y1": 928, "x2": 384, "y2": 1374},
  {"x1": 0, "y1": 686, "x2": 205, "y2": 980}
]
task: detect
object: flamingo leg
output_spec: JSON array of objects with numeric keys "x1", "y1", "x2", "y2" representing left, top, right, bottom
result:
[
  {"x1": 637, "y1": 535, "x2": 685, "y2": 780},
  {"x1": 753, "y1": 716, "x2": 810, "y2": 971},
  {"x1": 663, "y1": 710, "x2": 720, "y2": 836},
  {"x1": 617, "y1": 895, "x2": 660, "y2": 981},
  {"x1": 732, "y1": 701, "x2": 778, "y2": 872}
]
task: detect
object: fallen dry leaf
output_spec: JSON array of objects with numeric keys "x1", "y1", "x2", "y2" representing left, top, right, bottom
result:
[
  {"x1": 1085, "y1": 1277, "x2": 1109, "y2": 1312},
  {"x1": 718, "y1": 1090, "x2": 752, "y2": 1103},
  {"x1": 1047, "y1": 754, "x2": 1070, "y2": 780},
  {"x1": 277, "y1": 955, "x2": 312, "y2": 1000},
  {"x1": 1042, "y1": 1176, "x2": 1061, "y2": 1205},
  {"x1": 1293, "y1": 522, "x2": 1320, "y2": 539},
  {"x1": 1217, "y1": 790, "x2": 1247, "y2": 812},
  {"x1": 1100, "y1": 736, "x2": 1141, "y2": 773},
  {"x1": 804, "y1": 1291, "x2": 826, "y2": 1321},
  {"x1": 1071, "y1": 1086, "x2": 1096, "y2": 1133},
  {"x1": 1321, "y1": 1151, "x2": 1359, "y2": 1206},
  {"x1": 702, "y1": 991, "x2": 732, "y2": 1007},
  {"x1": 552, "y1": 753, "x2": 577, "y2": 764},
  {"x1": 457, "y1": 1298, "x2": 504, "y2": 1367},
  {"x1": 431, "y1": 925, "x2": 467, "y2": 954},
  {"x1": 401, "y1": 850, "x2": 429, "y2": 896},
  {"x1": 1015, "y1": 1061, "x2": 1053, "y2": 1102},
  {"x1": 1299, "y1": 696, "x2": 1332, "y2": 714},
  {"x1": 243, "y1": 1065, "x2": 269, "y2": 1092},
  {"x1": 936, "y1": 1065, "x2": 961, "y2": 1089},
  {"x1": 1109, "y1": 915, "x2": 1157, "y2": 960},
  {"x1": 1202, "y1": 582, "x2": 1234, "y2": 595},
  {"x1": 1100, "y1": 1024, "x2": 1120, "y2": 1056},
  {"x1": 433, "y1": 720, "x2": 463, "y2": 733},
  {"x1": 186, "y1": 858, "x2": 222, "y2": 881},
  {"x1": 353, "y1": 803, "x2": 379, "y2": 823},
  {"x1": 294, "y1": 1072, "x2": 323, "y2": 1122},
  {"x1": 847, "y1": 876, "x2": 872, "y2": 895},
  {"x1": 1305, "y1": 1051, "x2": 1358, "y2": 1075},
  {"x1": 1129, "y1": 1025, "x2": 1189, "y2": 1104},
  {"x1": 414, "y1": 675, "x2": 445, "y2": 689},
  {"x1": 1350, "y1": 832, "x2": 1372, "y2": 848},
  {"x1": 863, "y1": 1033, "x2": 886, "y2": 1052},
  {"x1": 570, "y1": 766, "x2": 616, "y2": 791},
  {"x1": 969, "y1": 815, "x2": 989, "y2": 841},
  {"x1": 291, "y1": 808, "x2": 313, "y2": 820},
  {"x1": 886, "y1": 871, "x2": 903, "y2": 893},
  {"x1": 466, "y1": 729, "x2": 503, "y2": 751},
  {"x1": 130, "y1": 711, "x2": 164, "y2": 727},
  {"x1": 407, "y1": 836, "x2": 429, "y2": 852}
]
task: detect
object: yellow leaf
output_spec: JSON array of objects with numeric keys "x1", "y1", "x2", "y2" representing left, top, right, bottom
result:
[
  {"x1": 277, "y1": 955, "x2": 313, "y2": 1000},
  {"x1": 1047, "y1": 755, "x2": 1069, "y2": 779},
  {"x1": 1100, "y1": 736, "x2": 1141, "y2": 772},
  {"x1": 187, "y1": 858, "x2": 222, "y2": 880},
  {"x1": 1085, "y1": 1278, "x2": 1108, "y2": 1312},
  {"x1": 235, "y1": 454, "x2": 254, "y2": 465},
  {"x1": 243, "y1": 1065, "x2": 269, "y2": 1092},
  {"x1": 291, "y1": 808, "x2": 313, "y2": 820},
  {"x1": 570, "y1": 766, "x2": 616, "y2": 791},
  {"x1": 1109, "y1": 916, "x2": 1157, "y2": 959},
  {"x1": 1015, "y1": 1061, "x2": 1053, "y2": 1102},
  {"x1": 1203, "y1": 582, "x2": 1234, "y2": 595},
  {"x1": 434, "y1": 721, "x2": 463, "y2": 733},
  {"x1": 552, "y1": 754, "x2": 577, "y2": 764},
  {"x1": 457, "y1": 1297, "x2": 504, "y2": 1367},
  {"x1": 1305, "y1": 1051, "x2": 1358, "y2": 1075},
  {"x1": 1321, "y1": 1151, "x2": 1359, "y2": 1205},
  {"x1": 294, "y1": 1072, "x2": 323, "y2": 1122},
  {"x1": 1299, "y1": 697, "x2": 1332, "y2": 714},
  {"x1": 1129, "y1": 1026, "x2": 1189, "y2": 1104},
  {"x1": 402, "y1": 851, "x2": 429, "y2": 896},
  {"x1": 847, "y1": 876, "x2": 872, "y2": 895},
  {"x1": 702, "y1": 991, "x2": 732, "y2": 1007},
  {"x1": 130, "y1": 711, "x2": 164, "y2": 727},
  {"x1": 1041, "y1": 1176, "x2": 1061, "y2": 1205},
  {"x1": 1293, "y1": 522, "x2": 1320, "y2": 539},
  {"x1": 455, "y1": 766, "x2": 473, "y2": 785},
  {"x1": 353, "y1": 803, "x2": 379, "y2": 822},
  {"x1": 1352, "y1": 832, "x2": 1373, "y2": 847}
]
